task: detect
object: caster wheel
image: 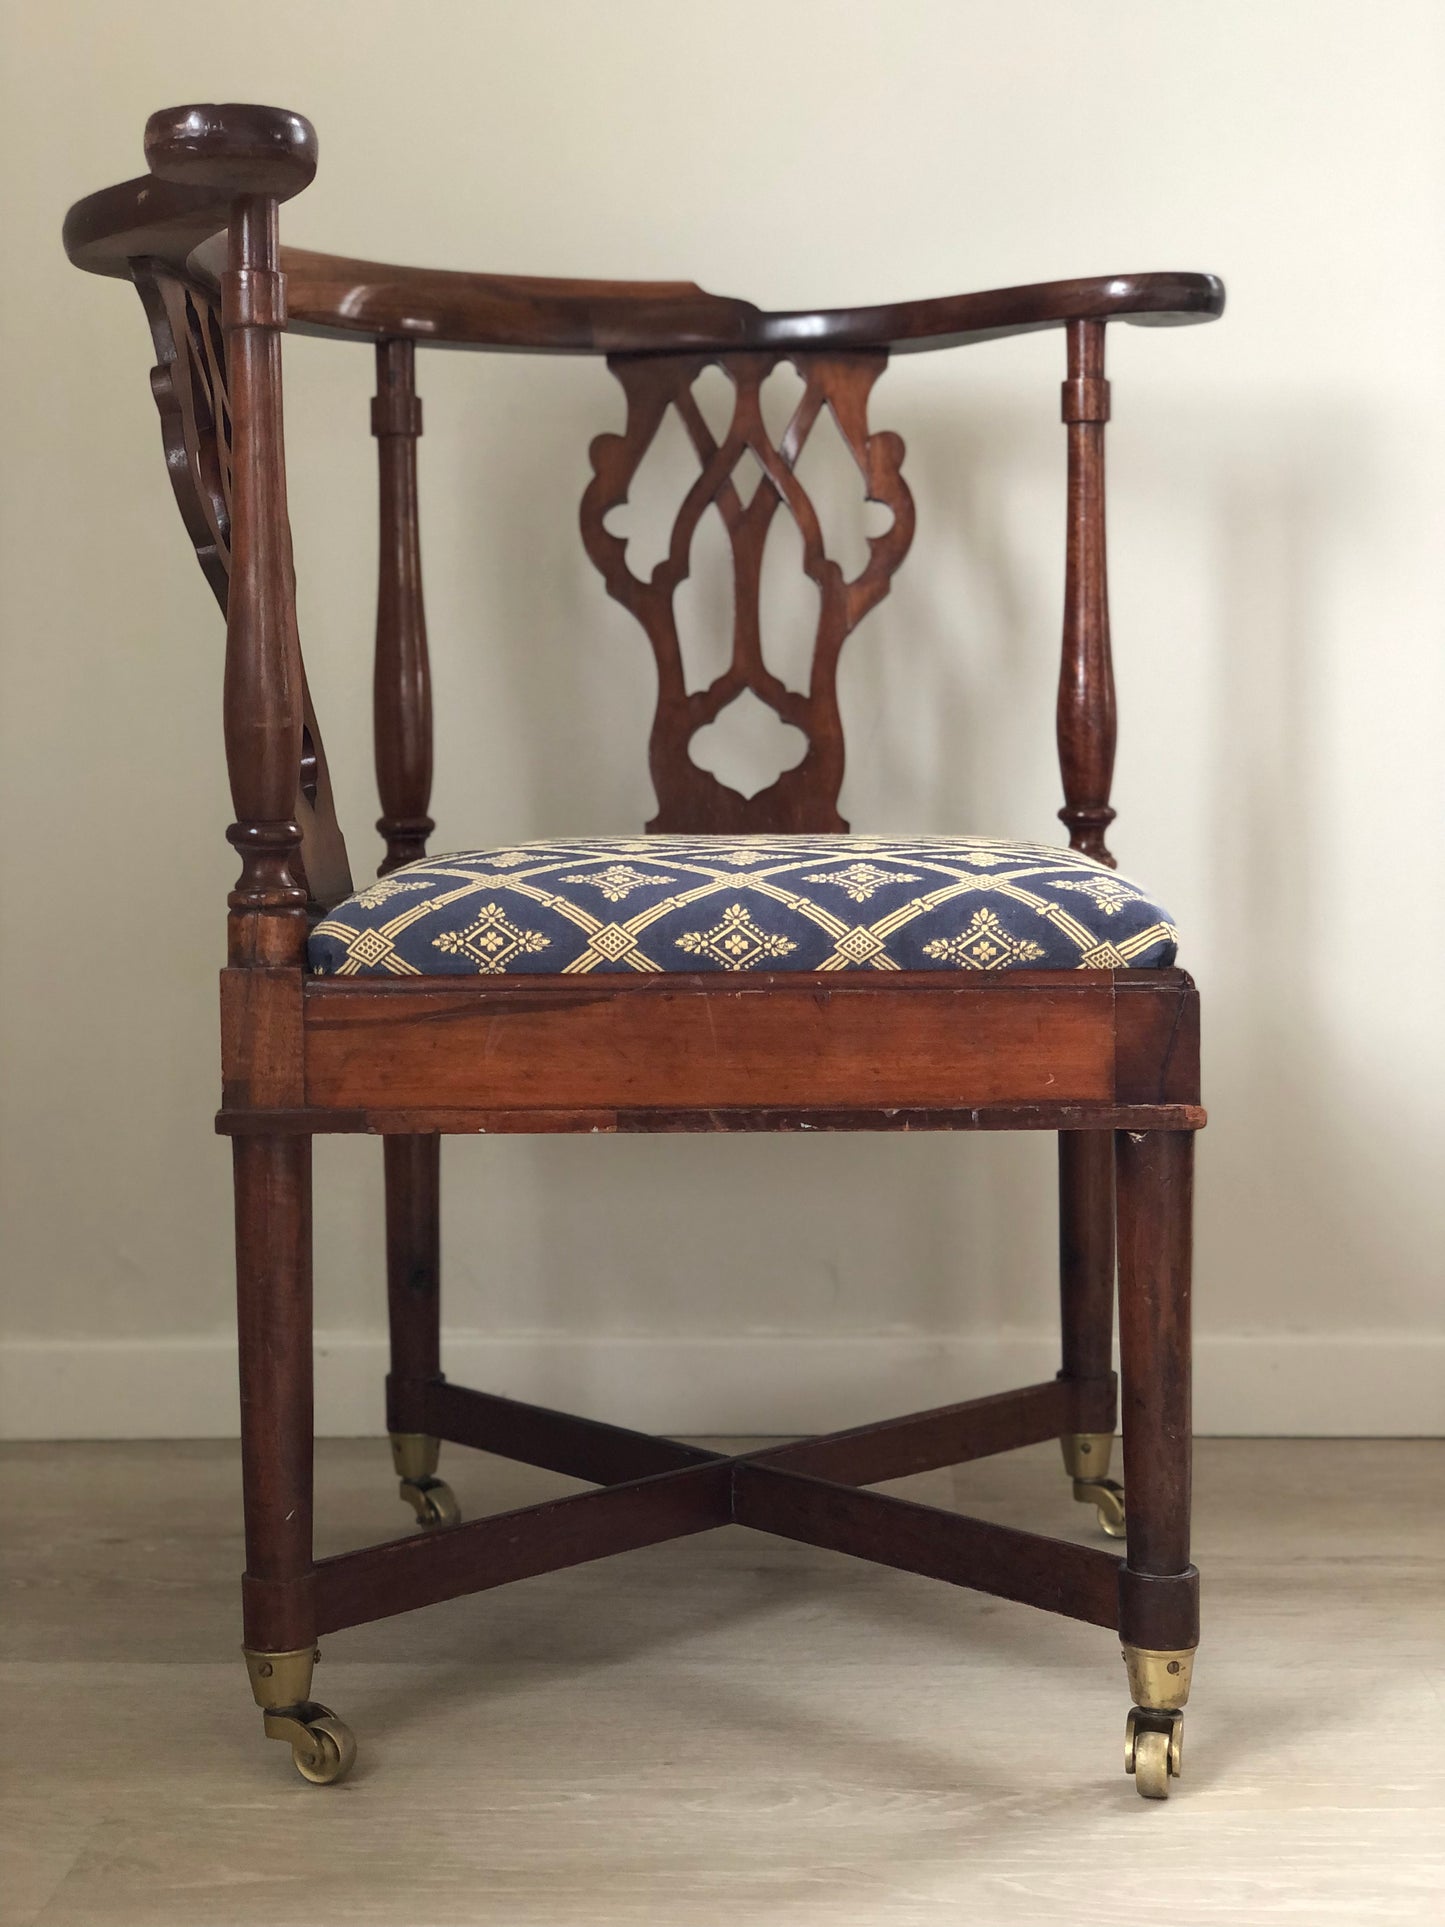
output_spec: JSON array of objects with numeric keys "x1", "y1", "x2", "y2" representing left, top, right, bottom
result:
[
  {"x1": 1125, "y1": 1708, "x2": 1182, "y2": 1800},
  {"x1": 401, "y1": 1475, "x2": 461, "y2": 1530},
  {"x1": 290, "y1": 1708, "x2": 356, "y2": 1785},
  {"x1": 1071, "y1": 1475, "x2": 1126, "y2": 1539},
  {"x1": 1092, "y1": 1483, "x2": 1126, "y2": 1539},
  {"x1": 1132, "y1": 1727, "x2": 1171, "y2": 1799}
]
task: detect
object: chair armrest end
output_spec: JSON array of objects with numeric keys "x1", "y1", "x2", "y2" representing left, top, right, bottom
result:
[{"x1": 143, "y1": 102, "x2": 317, "y2": 201}]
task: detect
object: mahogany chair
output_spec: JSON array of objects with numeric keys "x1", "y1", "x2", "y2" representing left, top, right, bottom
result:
[{"x1": 65, "y1": 104, "x2": 1220, "y2": 1798}]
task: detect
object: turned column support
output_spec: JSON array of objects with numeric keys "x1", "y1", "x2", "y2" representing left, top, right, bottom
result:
[
  {"x1": 372, "y1": 338, "x2": 434, "y2": 874},
  {"x1": 142, "y1": 106, "x2": 318, "y2": 965},
  {"x1": 1057, "y1": 318, "x2": 1117, "y2": 868},
  {"x1": 217, "y1": 196, "x2": 307, "y2": 964}
]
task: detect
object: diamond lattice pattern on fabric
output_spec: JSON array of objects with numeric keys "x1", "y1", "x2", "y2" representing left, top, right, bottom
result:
[{"x1": 309, "y1": 837, "x2": 1179, "y2": 978}]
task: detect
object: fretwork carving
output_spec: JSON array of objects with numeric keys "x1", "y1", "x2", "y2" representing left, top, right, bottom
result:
[
  {"x1": 581, "y1": 352, "x2": 914, "y2": 832},
  {"x1": 132, "y1": 261, "x2": 351, "y2": 908}
]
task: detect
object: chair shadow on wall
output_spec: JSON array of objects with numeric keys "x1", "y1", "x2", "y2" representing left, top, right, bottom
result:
[{"x1": 1201, "y1": 406, "x2": 1433, "y2": 1400}]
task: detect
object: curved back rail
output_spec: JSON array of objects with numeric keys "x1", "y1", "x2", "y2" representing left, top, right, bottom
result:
[{"x1": 64, "y1": 103, "x2": 1225, "y2": 942}]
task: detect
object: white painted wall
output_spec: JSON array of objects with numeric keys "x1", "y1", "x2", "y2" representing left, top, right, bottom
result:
[{"x1": 2, "y1": 0, "x2": 1442, "y2": 1438}]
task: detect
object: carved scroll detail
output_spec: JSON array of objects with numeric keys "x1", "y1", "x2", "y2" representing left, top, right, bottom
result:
[
  {"x1": 581, "y1": 352, "x2": 915, "y2": 833},
  {"x1": 131, "y1": 261, "x2": 351, "y2": 910},
  {"x1": 135, "y1": 266, "x2": 234, "y2": 602}
]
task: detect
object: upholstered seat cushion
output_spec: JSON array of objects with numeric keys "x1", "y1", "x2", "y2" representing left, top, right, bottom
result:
[{"x1": 309, "y1": 836, "x2": 1178, "y2": 978}]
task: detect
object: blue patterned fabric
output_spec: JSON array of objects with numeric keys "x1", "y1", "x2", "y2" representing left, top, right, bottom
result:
[{"x1": 309, "y1": 836, "x2": 1178, "y2": 977}]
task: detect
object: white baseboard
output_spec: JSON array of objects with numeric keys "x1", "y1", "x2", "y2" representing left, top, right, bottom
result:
[{"x1": 1, "y1": 1329, "x2": 1440, "y2": 1440}]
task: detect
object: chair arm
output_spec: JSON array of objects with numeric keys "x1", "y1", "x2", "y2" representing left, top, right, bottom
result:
[
  {"x1": 763, "y1": 271, "x2": 1225, "y2": 355},
  {"x1": 65, "y1": 107, "x2": 1221, "y2": 356},
  {"x1": 63, "y1": 102, "x2": 315, "y2": 280},
  {"x1": 275, "y1": 256, "x2": 1223, "y2": 356}
]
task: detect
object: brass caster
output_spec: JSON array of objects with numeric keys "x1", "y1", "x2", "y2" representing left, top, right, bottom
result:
[
  {"x1": 1082, "y1": 1480, "x2": 1127, "y2": 1538},
  {"x1": 1121, "y1": 1644, "x2": 1192, "y2": 1799},
  {"x1": 400, "y1": 1474, "x2": 461, "y2": 1530},
  {"x1": 1125, "y1": 1707, "x2": 1183, "y2": 1799},
  {"x1": 1060, "y1": 1433, "x2": 1127, "y2": 1538},
  {"x1": 291, "y1": 1707, "x2": 357, "y2": 1785},
  {"x1": 263, "y1": 1701, "x2": 357, "y2": 1786},
  {"x1": 390, "y1": 1433, "x2": 460, "y2": 1530},
  {"x1": 243, "y1": 1647, "x2": 356, "y2": 1786}
]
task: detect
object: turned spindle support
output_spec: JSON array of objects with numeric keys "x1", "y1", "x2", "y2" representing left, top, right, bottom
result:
[
  {"x1": 1057, "y1": 318, "x2": 1117, "y2": 869},
  {"x1": 141, "y1": 105, "x2": 319, "y2": 965},
  {"x1": 218, "y1": 194, "x2": 308, "y2": 964},
  {"x1": 372, "y1": 338, "x2": 434, "y2": 874}
]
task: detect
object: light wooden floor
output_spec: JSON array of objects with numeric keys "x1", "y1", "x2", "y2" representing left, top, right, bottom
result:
[{"x1": 1, "y1": 1437, "x2": 1440, "y2": 1926}]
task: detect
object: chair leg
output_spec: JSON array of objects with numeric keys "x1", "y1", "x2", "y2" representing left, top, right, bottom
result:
[
  {"x1": 1057, "y1": 1131, "x2": 1125, "y2": 1537},
  {"x1": 1115, "y1": 1128, "x2": 1197, "y2": 1800},
  {"x1": 384, "y1": 1134, "x2": 459, "y2": 1529},
  {"x1": 234, "y1": 1134, "x2": 355, "y2": 1785}
]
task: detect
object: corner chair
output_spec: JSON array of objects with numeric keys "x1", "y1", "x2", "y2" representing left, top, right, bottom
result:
[{"x1": 64, "y1": 102, "x2": 1221, "y2": 1798}]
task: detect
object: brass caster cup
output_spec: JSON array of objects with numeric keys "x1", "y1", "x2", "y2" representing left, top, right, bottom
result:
[{"x1": 1123, "y1": 1645, "x2": 1194, "y2": 1711}]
